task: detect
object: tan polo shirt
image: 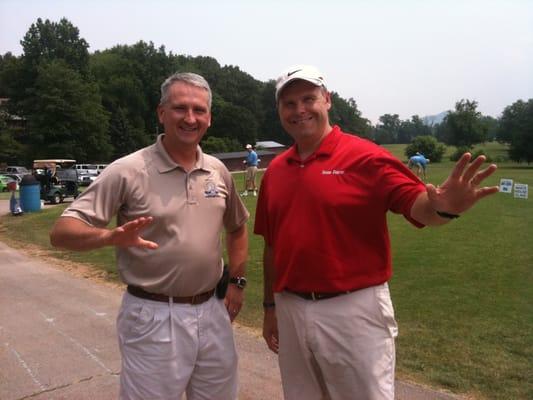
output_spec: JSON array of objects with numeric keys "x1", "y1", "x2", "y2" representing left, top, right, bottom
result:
[{"x1": 62, "y1": 134, "x2": 249, "y2": 296}]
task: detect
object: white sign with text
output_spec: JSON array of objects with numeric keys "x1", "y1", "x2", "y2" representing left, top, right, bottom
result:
[
  {"x1": 499, "y1": 179, "x2": 513, "y2": 193},
  {"x1": 514, "y1": 183, "x2": 528, "y2": 199}
]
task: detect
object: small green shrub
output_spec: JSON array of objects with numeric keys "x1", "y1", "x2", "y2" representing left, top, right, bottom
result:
[
  {"x1": 471, "y1": 149, "x2": 493, "y2": 163},
  {"x1": 450, "y1": 147, "x2": 493, "y2": 162},
  {"x1": 405, "y1": 136, "x2": 446, "y2": 162},
  {"x1": 449, "y1": 146, "x2": 471, "y2": 161}
]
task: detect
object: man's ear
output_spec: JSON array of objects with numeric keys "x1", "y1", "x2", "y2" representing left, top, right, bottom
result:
[
  {"x1": 324, "y1": 90, "x2": 332, "y2": 110},
  {"x1": 157, "y1": 104, "x2": 164, "y2": 124}
]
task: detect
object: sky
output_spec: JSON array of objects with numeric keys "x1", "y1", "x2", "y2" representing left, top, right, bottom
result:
[{"x1": 1, "y1": 0, "x2": 532, "y2": 124}]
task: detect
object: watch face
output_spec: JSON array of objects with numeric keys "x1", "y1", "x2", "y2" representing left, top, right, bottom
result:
[{"x1": 231, "y1": 277, "x2": 247, "y2": 288}]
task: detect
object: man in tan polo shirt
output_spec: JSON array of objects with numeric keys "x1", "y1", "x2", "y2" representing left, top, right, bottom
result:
[{"x1": 50, "y1": 72, "x2": 249, "y2": 400}]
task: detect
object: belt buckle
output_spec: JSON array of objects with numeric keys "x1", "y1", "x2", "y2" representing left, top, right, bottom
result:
[{"x1": 190, "y1": 294, "x2": 197, "y2": 304}]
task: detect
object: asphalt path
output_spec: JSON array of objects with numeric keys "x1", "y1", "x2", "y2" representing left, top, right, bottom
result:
[{"x1": 0, "y1": 200, "x2": 463, "y2": 399}]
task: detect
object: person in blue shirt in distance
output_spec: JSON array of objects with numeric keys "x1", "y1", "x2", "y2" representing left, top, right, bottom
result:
[
  {"x1": 242, "y1": 144, "x2": 259, "y2": 196},
  {"x1": 408, "y1": 152, "x2": 430, "y2": 180}
]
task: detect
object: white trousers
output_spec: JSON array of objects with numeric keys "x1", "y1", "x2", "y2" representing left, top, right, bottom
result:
[
  {"x1": 275, "y1": 283, "x2": 398, "y2": 400},
  {"x1": 117, "y1": 292, "x2": 238, "y2": 400}
]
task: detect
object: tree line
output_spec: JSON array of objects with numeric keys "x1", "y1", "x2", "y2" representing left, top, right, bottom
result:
[
  {"x1": 375, "y1": 98, "x2": 532, "y2": 164},
  {"x1": 0, "y1": 18, "x2": 369, "y2": 165},
  {"x1": 0, "y1": 18, "x2": 531, "y2": 165}
]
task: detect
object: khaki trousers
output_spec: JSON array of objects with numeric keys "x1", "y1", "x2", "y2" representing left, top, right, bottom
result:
[
  {"x1": 117, "y1": 292, "x2": 238, "y2": 400},
  {"x1": 275, "y1": 283, "x2": 398, "y2": 400},
  {"x1": 245, "y1": 166, "x2": 258, "y2": 189}
]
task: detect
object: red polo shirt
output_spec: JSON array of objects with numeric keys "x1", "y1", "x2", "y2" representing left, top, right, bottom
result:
[{"x1": 254, "y1": 126, "x2": 426, "y2": 293}]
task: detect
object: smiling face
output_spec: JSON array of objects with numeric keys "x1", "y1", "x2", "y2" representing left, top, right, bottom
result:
[
  {"x1": 277, "y1": 80, "x2": 332, "y2": 147},
  {"x1": 157, "y1": 81, "x2": 211, "y2": 152}
]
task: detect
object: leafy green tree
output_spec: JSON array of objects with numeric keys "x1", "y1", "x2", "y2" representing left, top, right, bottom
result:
[
  {"x1": 0, "y1": 18, "x2": 112, "y2": 162},
  {"x1": 95, "y1": 41, "x2": 174, "y2": 137},
  {"x1": 440, "y1": 99, "x2": 487, "y2": 148},
  {"x1": 1, "y1": 19, "x2": 376, "y2": 162},
  {"x1": 374, "y1": 114, "x2": 401, "y2": 144},
  {"x1": 329, "y1": 93, "x2": 371, "y2": 137},
  {"x1": 173, "y1": 55, "x2": 221, "y2": 86},
  {"x1": 480, "y1": 115, "x2": 499, "y2": 141},
  {"x1": 0, "y1": 52, "x2": 18, "y2": 97},
  {"x1": 210, "y1": 95, "x2": 258, "y2": 146},
  {"x1": 498, "y1": 99, "x2": 533, "y2": 163},
  {"x1": 257, "y1": 80, "x2": 288, "y2": 145},
  {"x1": 90, "y1": 51, "x2": 152, "y2": 157},
  {"x1": 12, "y1": 16, "x2": 91, "y2": 113},
  {"x1": 201, "y1": 136, "x2": 241, "y2": 154},
  {"x1": 0, "y1": 54, "x2": 29, "y2": 117},
  {"x1": 0, "y1": 54, "x2": 29, "y2": 163},
  {"x1": 405, "y1": 135, "x2": 446, "y2": 162},
  {"x1": 20, "y1": 18, "x2": 90, "y2": 76},
  {"x1": 0, "y1": 110, "x2": 27, "y2": 164},
  {"x1": 213, "y1": 65, "x2": 262, "y2": 121},
  {"x1": 108, "y1": 107, "x2": 149, "y2": 159},
  {"x1": 0, "y1": 131, "x2": 27, "y2": 165},
  {"x1": 25, "y1": 60, "x2": 111, "y2": 161},
  {"x1": 398, "y1": 115, "x2": 431, "y2": 143}
]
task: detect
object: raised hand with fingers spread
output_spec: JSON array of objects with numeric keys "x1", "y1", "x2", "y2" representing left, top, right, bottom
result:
[
  {"x1": 426, "y1": 153, "x2": 499, "y2": 215},
  {"x1": 109, "y1": 217, "x2": 158, "y2": 249},
  {"x1": 411, "y1": 152, "x2": 499, "y2": 225}
]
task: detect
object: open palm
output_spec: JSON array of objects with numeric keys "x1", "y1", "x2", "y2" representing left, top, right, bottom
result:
[
  {"x1": 109, "y1": 216, "x2": 158, "y2": 249},
  {"x1": 426, "y1": 153, "x2": 499, "y2": 215}
]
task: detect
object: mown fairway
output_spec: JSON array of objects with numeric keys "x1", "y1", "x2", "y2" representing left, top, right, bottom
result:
[{"x1": 0, "y1": 143, "x2": 531, "y2": 399}]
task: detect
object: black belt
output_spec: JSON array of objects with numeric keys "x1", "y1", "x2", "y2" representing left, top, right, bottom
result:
[
  {"x1": 127, "y1": 285, "x2": 215, "y2": 305},
  {"x1": 286, "y1": 289, "x2": 357, "y2": 301}
]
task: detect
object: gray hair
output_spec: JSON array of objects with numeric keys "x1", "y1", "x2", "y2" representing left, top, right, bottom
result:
[{"x1": 160, "y1": 72, "x2": 212, "y2": 109}]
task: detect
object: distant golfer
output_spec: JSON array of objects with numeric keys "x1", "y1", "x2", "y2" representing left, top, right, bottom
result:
[
  {"x1": 408, "y1": 153, "x2": 430, "y2": 180},
  {"x1": 242, "y1": 144, "x2": 259, "y2": 196}
]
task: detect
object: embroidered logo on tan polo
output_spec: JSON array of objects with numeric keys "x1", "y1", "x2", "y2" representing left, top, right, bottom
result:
[{"x1": 204, "y1": 181, "x2": 220, "y2": 197}]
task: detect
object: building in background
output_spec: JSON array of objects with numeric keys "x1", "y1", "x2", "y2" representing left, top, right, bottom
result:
[
  {"x1": 211, "y1": 149, "x2": 277, "y2": 172},
  {"x1": 210, "y1": 141, "x2": 287, "y2": 172},
  {"x1": 255, "y1": 141, "x2": 286, "y2": 155}
]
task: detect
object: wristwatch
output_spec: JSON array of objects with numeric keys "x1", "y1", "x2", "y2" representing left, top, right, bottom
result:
[
  {"x1": 229, "y1": 276, "x2": 247, "y2": 289},
  {"x1": 436, "y1": 210, "x2": 460, "y2": 219}
]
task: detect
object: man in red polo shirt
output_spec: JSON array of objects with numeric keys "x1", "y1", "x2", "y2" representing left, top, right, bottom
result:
[{"x1": 254, "y1": 65, "x2": 499, "y2": 400}]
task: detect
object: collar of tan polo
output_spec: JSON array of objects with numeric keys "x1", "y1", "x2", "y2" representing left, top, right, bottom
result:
[{"x1": 153, "y1": 134, "x2": 212, "y2": 173}]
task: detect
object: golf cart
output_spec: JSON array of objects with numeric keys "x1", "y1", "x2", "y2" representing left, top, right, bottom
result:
[{"x1": 33, "y1": 159, "x2": 80, "y2": 204}]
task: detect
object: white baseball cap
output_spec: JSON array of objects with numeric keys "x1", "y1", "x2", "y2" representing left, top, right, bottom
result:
[
  {"x1": 275, "y1": 65, "x2": 327, "y2": 101},
  {"x1": 245, "y1": 144, "x2": 252, "y2": 149}
]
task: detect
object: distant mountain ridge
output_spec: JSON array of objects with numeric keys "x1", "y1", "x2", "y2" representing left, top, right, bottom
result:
[{"x1": 422, "y1": 111, "x2": 448, "y2": 126}]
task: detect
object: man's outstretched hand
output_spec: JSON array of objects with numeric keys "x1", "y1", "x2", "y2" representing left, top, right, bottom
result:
[
  {"x1": 426, "y1": 153, "x2": 499, "y2": 215},
  {"x1": 109, "y1": 217, "x2": 158, "y2": 249}
]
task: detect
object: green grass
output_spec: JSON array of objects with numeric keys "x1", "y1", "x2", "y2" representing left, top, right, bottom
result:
[
  {"x1": 387, "y1": 161, "x2": 532, "y2": 399},
  {"x1": 383, "y1": 141, "x2": 511, "y2": 162},
  {"x1": 0, "y1": 204, "x2": 120, "y2": 278},
  {"x1": 0, "y1": 191, "x2": 15, "y2": 200},
  {"x1": 0, "y1": 146, "x2": 531, "y2": 399}
]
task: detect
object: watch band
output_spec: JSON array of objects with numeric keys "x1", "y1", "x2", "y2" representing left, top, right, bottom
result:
[
  {"x1": 436, "y1": 210, "x2": 460, "y2": 219},
  {"x1": 229, "y1": 276, "x2": 247, "y2": 289}
]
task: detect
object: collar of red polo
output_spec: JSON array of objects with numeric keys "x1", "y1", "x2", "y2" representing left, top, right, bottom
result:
[{"x1": 286, "y1": 125, "x2": 342, "y2": 163}]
